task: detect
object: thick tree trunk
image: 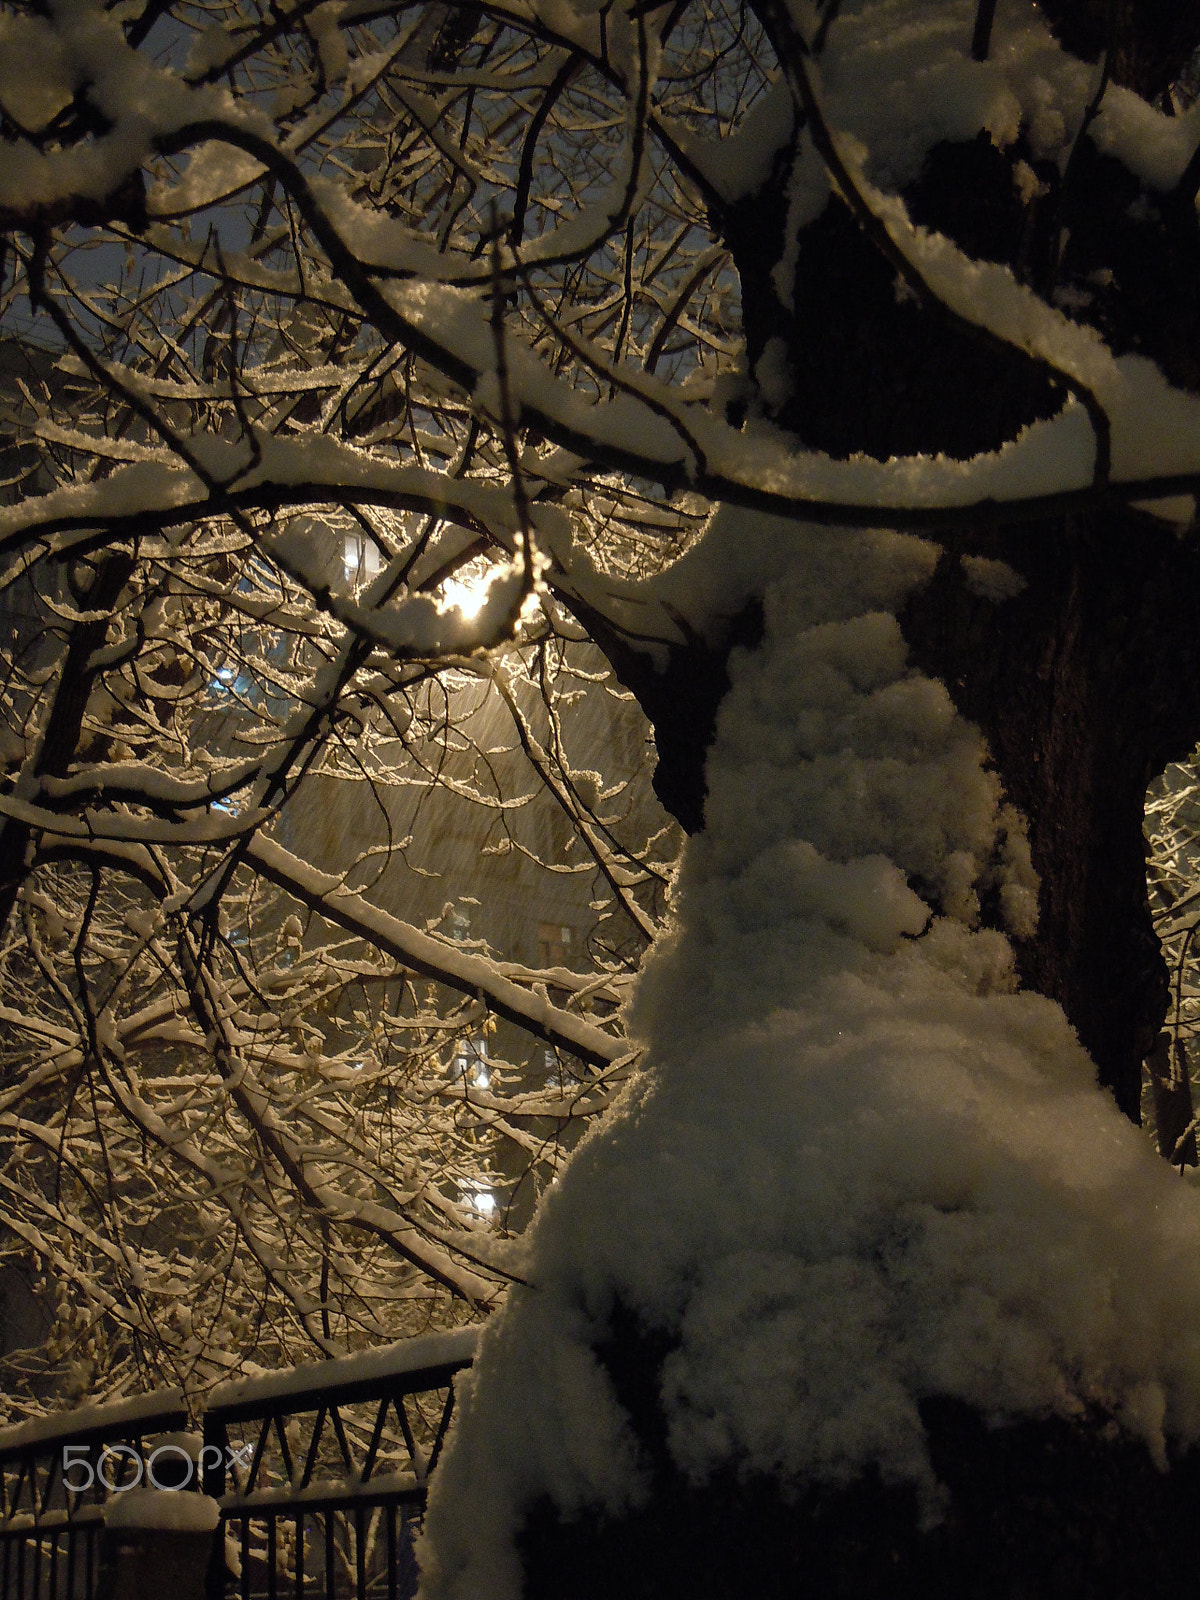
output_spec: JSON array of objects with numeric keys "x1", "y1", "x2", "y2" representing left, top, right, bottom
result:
[
  {"x1": 514, "y1": 35, "x2": 1200, "y2": 1599},
  {"x1": 703, "y1": 95, "x2": 1200, "y2": 1118},
  {"x1": 605, "y1": 496, "x2": 1200, "y2": 1125}
]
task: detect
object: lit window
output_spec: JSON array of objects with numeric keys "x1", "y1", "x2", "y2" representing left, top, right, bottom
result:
[
  {"x1": 343, "y1": 533, "x2": 384, "y2": 587},
  {"x1": 451, "y1": 1032, "x2": 489, "y2": 1087},
  {"x1": 537, "y1": 921, "x2": 572, "y2": 967}
]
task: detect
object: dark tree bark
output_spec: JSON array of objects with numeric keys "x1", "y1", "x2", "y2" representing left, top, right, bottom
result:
[
  {"x1": 0, "y1": 551, "x2": 136, "y2": 940},
  {"x1": 515, "y1": 12, "x2": 1200, "y2": 1598},
  {"x1": 897, "y1": 509, "x2": 1200, "y2": 1121}
]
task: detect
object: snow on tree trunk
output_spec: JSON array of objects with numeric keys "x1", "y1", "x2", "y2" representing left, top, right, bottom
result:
[
  {"x1": 416, "y1": 515, "x2": 1200, "y2": 1600},
  {"x1": 714, "y1": 22, "x2": 1200, "y2": 1123}
]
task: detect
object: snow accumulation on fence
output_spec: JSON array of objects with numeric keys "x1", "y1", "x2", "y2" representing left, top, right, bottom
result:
[
  {"x1": 0, "y1": 1387, "x2": 187, "y2": 1455},
  {"x1": 104, "y1": 1488, "x2": 220, "y2": 1532},
  {"x1": 417, "y1": 512, "x2": 1200, "y2": 1600},
  {"x1": 208, "y1": 1325, "x2": 481, "y2": 1411}
]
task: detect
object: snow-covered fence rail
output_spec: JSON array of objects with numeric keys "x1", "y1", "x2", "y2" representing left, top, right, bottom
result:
[
  {"x1": 0, "y1": 1326, "x2": 480, "y2": 1600},
  {"x1": 0, "y1": 1387, "x2": 190, "y2": 1599},
  {"x1": 202, "y1": 1327, "x2": 479, "y2": 1600}
]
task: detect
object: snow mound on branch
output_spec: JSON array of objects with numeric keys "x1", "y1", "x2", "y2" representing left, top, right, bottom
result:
[
  {"x1": 417, "y1": 515, "x2": 1200, "y2": 1600},
  {"x1": 689, "y1": 0, "x2": 1200, "y2": 209}
]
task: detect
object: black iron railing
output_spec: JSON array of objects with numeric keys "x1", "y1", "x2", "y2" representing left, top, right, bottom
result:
[
  {"x1": 0, "y1": 1387, "x2": 190, "y2": 1600},
  {"x1": 0, "y1": 1326, "x2": 479, "y2": 1600},
  {"x1": 202, "y1": 1328, "x2": 478, "y2": 1600}
]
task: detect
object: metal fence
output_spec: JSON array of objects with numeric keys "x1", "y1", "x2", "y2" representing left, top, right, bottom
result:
[
  {"x1": 0, "y1": 1327, "x2": 479, "y2": 1600},
  {"x1": 0, "y1": 1388, "x2": 190, "y2": 1600}
]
